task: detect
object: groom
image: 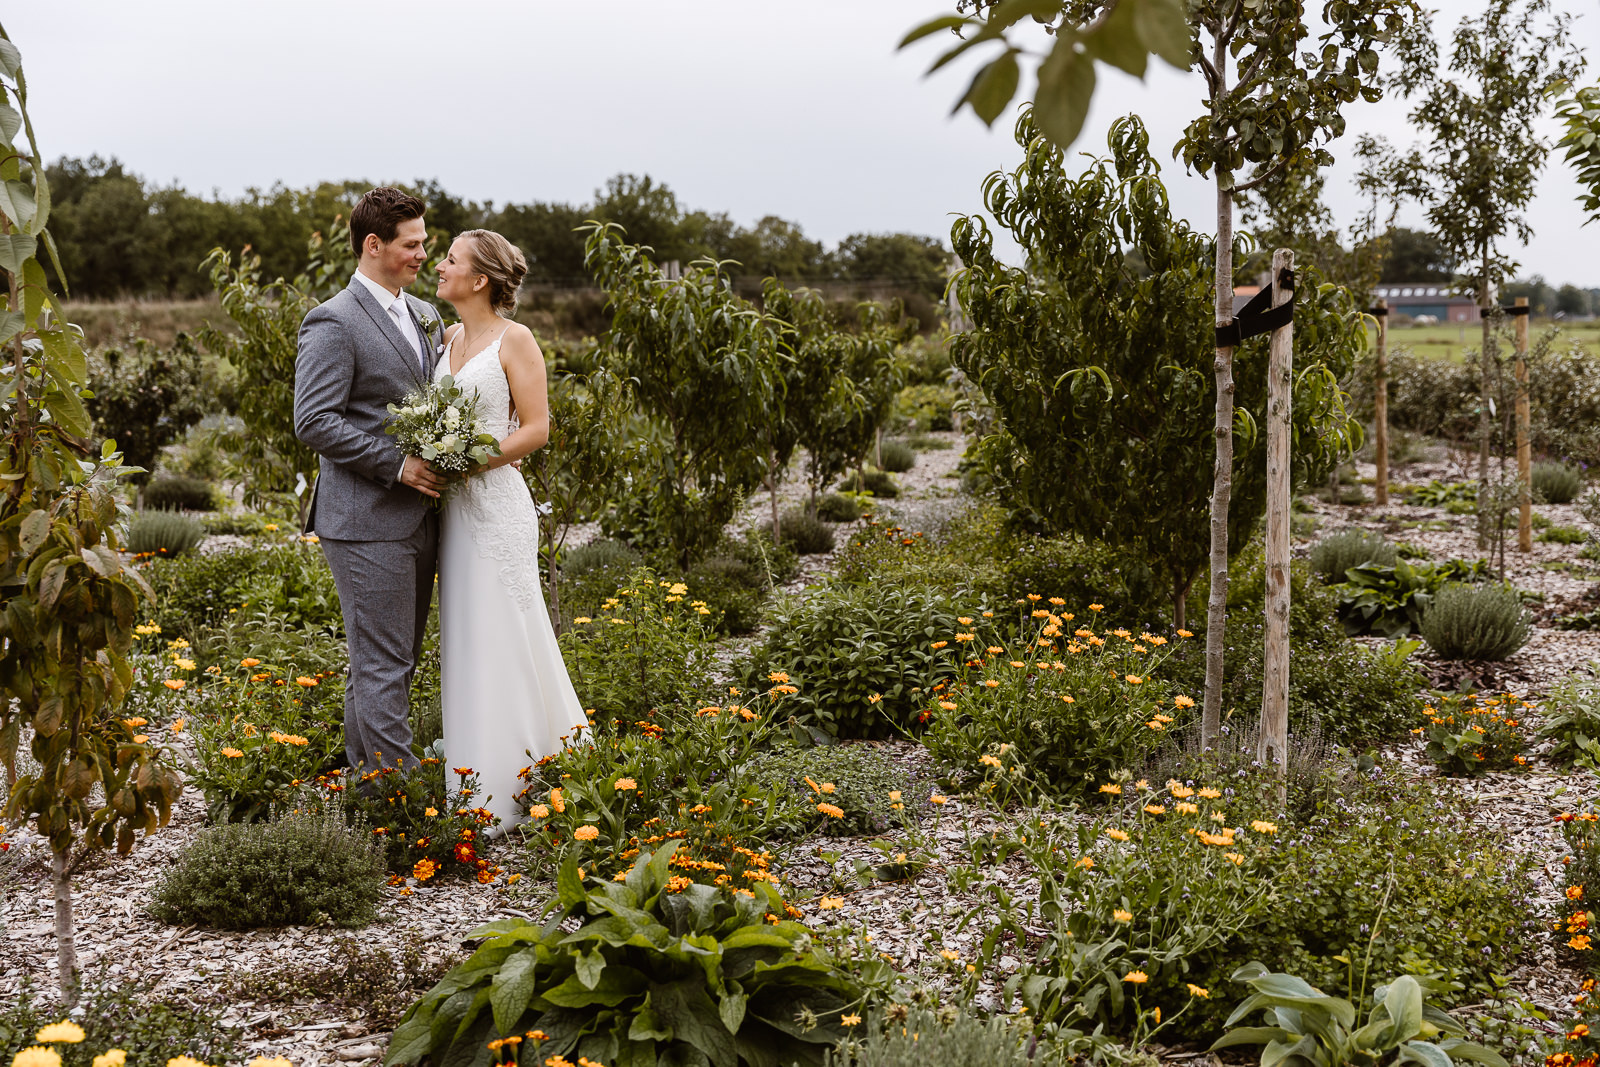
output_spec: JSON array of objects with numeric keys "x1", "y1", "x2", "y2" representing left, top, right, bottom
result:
[{"x1": 294, "y1": 187, "x2": 447, "y2": 776}]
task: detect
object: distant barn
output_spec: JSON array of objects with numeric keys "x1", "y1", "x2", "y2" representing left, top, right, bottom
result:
[{"x1": 1370, "y1": 283, "x2": 1477, "y2": 323}]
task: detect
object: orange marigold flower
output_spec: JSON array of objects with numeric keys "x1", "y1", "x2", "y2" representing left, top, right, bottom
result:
[
  {"x1": 550, "y1": 787, "x2": 565, "y2": 813},
  {"x1": 1571, "y1": 886, "x2": 1586, "y2": 901},
  {"x1": 1123, "y1": 969, "x2": 1148, "y2": 983},
  {"x1": 573, "y1": 825, "x2": 600, "y2": 841},
  {"x1": 221, "y1": 747, "x2": 244, "y2": 758},
  {"x1": 163, "y1": 679, "x2": 186, "y2": 691},
  {"x1": 817, "y1": 803, "x2": 845, "y2": 819},
  {"x1": 413, "y1": 858, "x2": 439, "y2": 882},
  {"x1": 240, "y1": 657, "x2": 261, "y2": 667},
  {"x1": 614, "y1": 777, "x2": 638, "y2": 791}
]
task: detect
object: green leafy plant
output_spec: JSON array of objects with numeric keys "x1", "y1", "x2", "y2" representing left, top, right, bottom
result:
[
  {"x1": 1419, "y1": 583, "x2": 1532, "y2": 661},
  {"x1": 86, "y1": 335, "x2": 211, "y2": 482},
  {"x1": 140, "y1": 474, "x2": 217, "y2": 512},
  {"x1": 559, "y1": 568, "x2": 720, "y2": 721},
  {"x1": 922, "y1": 608, "x2": 1190, "y2": 798},
  {"x1": 838, "y1": 468, "x2": 900, "y2": 499},
  {"x1": 780, "y1": 509, "x2": 836, "y2": 555},
  {"x1": 737, "y1": 581, "x2": 971, "y2": 739},
  {"x1": 126, "y1": 510, "x2": 205, "y2": 558},
  {"x1": 1211, "y1": 963, "x2": 1508, "y2": 1067},
  {"x1": 1541, "y1": 524, "x2": 1588, "y2": 544},
  {"x1": 747, "y1": 743, "x2": 926, "y2": 839},
  {"x1": 815, "y1": 493, "x2": 864, "y2": 523},
  {"x1": 386, "y1": 845, "x2": 883, "y2": 1067},
  {"x1": 138, "y1": 545, "x2": 270, "y2": 642},
  {"x1": 184, "y1": 662, "x2": 344, "y2": 823},
  {"x1": 1540, "y1": 673, "x2": 1600, "y2": 771},
  {"x1": 891, "y1": 383, "x2": 958, "y2": 434},
  {"x1": 1420, "y1": 691, "x2": 1528, "y2": 777},
  {"x1": 1535, "y1": 461, "x2": 1586, "y2": 505},
  {"x1": 877, "y1": 439, "x2": 917, "y2": 474},
  {"x1": 1405, "y1": 480, "x2": 1478, "y2": 507},
  {"x1": 824, "y1": 1005, "x2": 1069, "y2": 1067},
  {"x1": 1310, "y1": 529, "x2": 1398, "y2": 584},
  {"x1": 1333, "y1": 558, "x2": 1490, "y2": 638},
  {"x1": 149, "y1": 809, "x2": 386, "y2": 929}
]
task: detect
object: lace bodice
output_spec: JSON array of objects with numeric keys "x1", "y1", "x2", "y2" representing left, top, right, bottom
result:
[{"x1": 436, "y1": 328, "x2": 543, "y2": 611}]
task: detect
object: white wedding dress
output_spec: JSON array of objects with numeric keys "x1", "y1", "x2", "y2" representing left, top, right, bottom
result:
[{"x1": 435, "y1": 328, "x2": 583, "y2": 826}]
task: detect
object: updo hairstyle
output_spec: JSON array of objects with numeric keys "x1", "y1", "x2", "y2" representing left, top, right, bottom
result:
[{"x1": 459, "y1": 229, "x2": 528, "y2": 316}]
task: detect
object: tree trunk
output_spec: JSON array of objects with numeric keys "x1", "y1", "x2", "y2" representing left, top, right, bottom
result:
[
  {"x1": 1373, "y1": 298, "x2": 1389, "y2": 506},
  {"x1": 1203, "y1": 172, "x2": 1236, "y2": 750},
  {"x1": 1259, "y1": 250, "x2": 1294, "y2": 781},
  {"x1": 1514, "y1": 296, "x2": 1531, "y2": 552},
  {"x1": 1477, "y1": 244, "x2": 1492, "y2": 547},
  {"x1": 53, "y1": 845, "x2": 79, "y2": 1007}
]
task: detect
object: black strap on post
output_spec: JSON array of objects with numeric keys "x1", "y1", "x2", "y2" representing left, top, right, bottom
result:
[
  {"x1": 1216, "y1": 268, "x2": 1296, "y2": 348},
  {"x1": 1368, "y1": 305, "x2": 1389, "y2": 317}
]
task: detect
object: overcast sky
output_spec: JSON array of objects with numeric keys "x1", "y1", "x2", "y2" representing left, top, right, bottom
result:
[{"x1": 11, "y1": 1, "x2": 1600, "y2": 287}]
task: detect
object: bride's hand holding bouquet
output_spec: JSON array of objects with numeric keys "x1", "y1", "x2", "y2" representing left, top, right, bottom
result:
[{"x1": 386, "y1": 375, "x2": 501, "y2": 503}]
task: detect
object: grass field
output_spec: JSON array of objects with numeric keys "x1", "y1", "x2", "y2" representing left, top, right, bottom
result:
[{"x1": 1379, "y1": 318, "x2": 1600, "y2": 362}]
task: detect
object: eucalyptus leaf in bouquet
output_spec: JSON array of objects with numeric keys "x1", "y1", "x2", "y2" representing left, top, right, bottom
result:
[{"x1": 385, "y1": 374, "x2": 501, "y2": 500}]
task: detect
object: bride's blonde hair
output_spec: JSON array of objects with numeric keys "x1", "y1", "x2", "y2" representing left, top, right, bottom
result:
[{"x1": 459, "y1": 229, "x2": 528, "y2": 316}]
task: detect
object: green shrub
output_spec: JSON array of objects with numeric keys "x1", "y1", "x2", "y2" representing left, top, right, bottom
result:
[
  {"x1": 816, "y1": 492, "x2": 864, "y2": 522},
  {"x1": 563, "y1": 537, "x2": 641, "y2": 576},
  {"x1": 1420, "y1": 583, "x2": 1532, "y2": 661},
  {"x1": 1165, "y1": 561, "x2": 1424, "y2": 744},
  {"x1": 878, "y1": 439, "x2": 917, "y2": 473},
  {"x1": 902, "y1": 432, "x2": 955, "y2": 451},
  {"x1": 923, "y1": 612, "x2": 1187, "y2": 799},
  {"x1": 126, "y1": 509, "x2": 205, "y2": 558},
  {"x1": 1421, "y1": 691, "x2": 1527, "y2": 776},
  {"x1": 1535, "y1": 460, "x2": 1585, "y2": 504},
  {"x1": 149, "y1": 809, "x2": 386, "y2": 929},
  {"x1": 893, "y1": 382, "x2": 957, "y2": 431},
  {"x1": 1309, "y1": 529, "x2": 1396, "y2": 584},
  {"x1": 186, "y1": 664, "x2": 345, "y2": 823},
  {"x1": 749, "y1": 742, "x2": 925, "y2": 838},
  {"x1": 993, "y1": 775, "x2": 1533, "y2": 1040},
  {"x1": 389, "y1": 847, "x2": 886, "y2": 1067},
  {"x1": 87, "y1": 334, "x2": 211, "y2": 483},
  {"x1": 236, "y1": 542, "x2": 343, "y2": 633},
  {"x1": 200, "y1": 511, "x2": 276, "y2": 536},
  {"x1": 739, "y1": 581, "x2": 972, "y2": 739},
  {"x1": 838, "y1": 467, "x2": 900, "y2": 499},
  {"x1": 1212, "y1": 966, "x2": 1508, "y2": 1067},
  {"x1": 1538, "y1": 673, "x2": 1600, "y2": 770},
  {"x1": 1541, "y1": 524, "x2": 1588, "y2": 544},
  {"x1": 141, "y1": 474, "x2": 217, "y2": 511},
  {"x1": 0, "y1": 975, "x2": 243, "y2": 1066},
  {"x1": 683, "y1": 554, "x2": 768, "y2": 635},
  {"x1": 560, "y1": 568, "x2": 721, "y2": 720},
  {"x1": 139, "y1": 545, "x2": 267, "y2": 639},
  {"x1": 781, "y1": 508, "x2": 837, "y2": 555},
  {"x1": 825, "y1": 1007, "x2": 1058, "y2": 1067}
]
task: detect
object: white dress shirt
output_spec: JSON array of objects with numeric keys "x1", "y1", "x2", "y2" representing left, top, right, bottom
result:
[{"x1": 353, "y1": 270, "x2": 429, "y2": 483}]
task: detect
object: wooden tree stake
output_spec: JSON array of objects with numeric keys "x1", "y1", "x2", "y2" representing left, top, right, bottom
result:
[
  {"x1": 1260, "y1": 249, "x2": 1294, "y2": 779},
  {"x1": 1515, "y1": 296, "x2": 1531, "y2": 552},
  {"x1": 1373, "y1": 298, "x2": 1389, "y2": 506}
]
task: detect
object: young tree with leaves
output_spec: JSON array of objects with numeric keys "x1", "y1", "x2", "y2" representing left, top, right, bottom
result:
[
  {"x1": 1393, "y1": 0, "x2": 1582, "y2": 511},
  {"x1": 952, "y1": 113, "x2": 1363, "y2": 628},
  {"x1": 583, "y1": 224, "x2": 782, "y2": 570},
  {"x1": 0, "y1": 25, "x2": 180, "y2": 1006}
]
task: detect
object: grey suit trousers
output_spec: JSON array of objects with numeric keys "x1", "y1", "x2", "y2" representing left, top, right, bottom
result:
[{"x1": 320, "y1": 515, "x2": 438, "y2": 774}]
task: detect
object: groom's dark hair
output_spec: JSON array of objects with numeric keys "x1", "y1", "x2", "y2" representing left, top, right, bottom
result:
[{"x1": 350, "y1": 187, "x2": 426, "y2": 258}]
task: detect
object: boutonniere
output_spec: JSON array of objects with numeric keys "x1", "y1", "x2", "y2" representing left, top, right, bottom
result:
[{"x1": 417, "y1": 311, "x2": 439, "y2": 335}]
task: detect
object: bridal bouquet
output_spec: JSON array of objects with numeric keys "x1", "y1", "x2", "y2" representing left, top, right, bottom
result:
[{"x1": 386, "y1": 374, "x2": 501, "y2": 498}]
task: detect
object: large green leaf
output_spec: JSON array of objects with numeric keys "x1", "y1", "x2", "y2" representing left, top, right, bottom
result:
[
  {"x1": 962, "y1": 50, "x2": 1022, "y2": 125},
  {"x1": 1398, "y1": 1041, "x2": 1455, "y2": 1067},
  {"x1": 542, "y1": 965, "x2": 647, "y2": 1008},
  {"x1": 575, "y1": 944, "x2": 607, "y2": 990},
  {"x1": 0, "y1": 177, "x2": 36, "y2": 230},
  {"x1": 488, "y1": 948, "x2": 539, "y2": 1035},
  {"x1": 0, "y1": 231, "x2": 35, "y2": 272},
  {"x1": 649, "y1": 980, "x2": 738, "y2": 1066},
  {"x1": 1034, "y1": 41, "x2": 1097, "y2": 153},
  {"x1": 1383, "y1": 975, "x2": 1425, "y2": 1042}
]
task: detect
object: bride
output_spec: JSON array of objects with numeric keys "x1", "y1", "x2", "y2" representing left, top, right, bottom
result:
[{"x1": 432, "y1": 229, "x2": 584, "y2": 826}]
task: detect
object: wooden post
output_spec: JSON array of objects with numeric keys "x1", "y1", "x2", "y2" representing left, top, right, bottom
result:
[
  {"x1": 1373, "y1": 298, "x2": 1389, "y2": 506},
  {"x1": 1515, "y1": 296, "x2": 1531, "y2": 552},
  {"x1": 1260, "y1": 249, "x2": 1294, "y2": 780}
]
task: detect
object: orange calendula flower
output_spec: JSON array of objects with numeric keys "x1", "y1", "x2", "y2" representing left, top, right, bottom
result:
[
  {"x1": 1113, "y1": 909, "x2": 1133, "y2": 922},
  {"x1": 425, "y1": 807, "x2": 439, "y2": 817},
  {"x1": 122, "y1": 718, "x2": 148, "y2": 729},
  {"x1": 1570, "y1": 886, "x2": 1586, "y2": 901},
  {"x1": 1144, "y1": 804, "x2": 1167, "y2": 815},
  {"x1": 1177, "y1": 629, "x2": 1194, "y2": 637},
  {"x1": 1075, "y1": 856, "x2": 1094, "y2": 869},
  {"x1": 1250, "y1": 820, "x2": 1278, "y2": 834},
  {"x1": 1104, "y1": 828, "x2": 1130, "y2": 842},
  {"x1": 1099, "y1": 783, "x2": 1122, "y2": 795},
  {"x1": 1174, "y1": 695, "x2": 1195, "y2": 708},
  {"x1": 529, "y1": 804, "x2": 549, "y2": 818},
  {"x1": 818, "y1": 896, "x2": 845, "y2": 910},
  {"x1": 221, "y1": 747, "x2": 244, "y2": 758},
  {"x1": 163, "y1": 679, "x2": 186, "y2": 691},
  {"x1": 614, "y1": 778, "x2": 638, "y2": 791},
  {"x1": 817, "y1": 803, "x2": 845, "y2": 818},
  {"x1": 1123, "y1": 970, "x2": 1148, "y2": 983},
  {"x1": 295, "y1": 676, "x2": 318, "y2": 687},
  {"x1": 930, "y1": 795, "x2": 948, "y2": 805},
  {"x1": 240, "y1": 657, "x2": 261, "y2": 667},
  {"x1": 573, "y1": 825, "x2": 599, "y2": 841},
  {"x1": 550, "y1": 787, "x2": 565, "y2": 813},
  {"x1": 1187, "y1": 983, "x2": 1210, "y2": 998},
  {"x1": 1197, "y1": 787, "x2": 1222, "y2": 799}
]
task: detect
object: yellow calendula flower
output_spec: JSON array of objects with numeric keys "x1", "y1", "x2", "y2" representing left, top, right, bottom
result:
[
  {"x1": 930, "y1": 795, "x2": 948, "y2": 805},
  {"x1": 818, "y1": 896, "x2": 845, "y2": 910},
  {"x1": 93, "y1": 1052, "x2": 128, "y2": 1067},
  {"x1": 1197, "y1": 787, "x2": 1222, "y2": 799},
  {"x1": 1174, "y1": 695, "x2": 1195, "y2": 708},
  {"x1": 1104, "y1": 828, "x2": 1130, "y2": 842},
  {"x1": 1187, "y1": 983, "x2": 1210, "y2": 998},
  {"x1": 817, "y1": 803, "x2": 845, "y2": 818},
  {"x1": 163, "y1": 679, "x2": 186, "y2": 691},
  {"x1": 1250, "y1": 820, "x2": 1278, "y2": 834},
  {"x1": 35, "y1": 1022, "x2": 86, "y2": 1044},
  {"x1": 1123, "y1": 970, "x2": 1148, "y2": 984},
  {"x1": 1113, "y1": 909, "x2": 1133, "y2": 923},
  {"x1": 614, "y1": 778, "x2": 638, "y2": 791},
  {"x1": 1098, "y1": 783, "x2": 1122, "y2": 795},
  {"x1": 14, "y1": 1051, "x2": 63, "y2": 1067}
]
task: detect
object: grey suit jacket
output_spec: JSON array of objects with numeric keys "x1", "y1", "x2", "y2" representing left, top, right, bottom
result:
[{"x1": 294, "y1": 279, "x2": 446, "y2": 540}]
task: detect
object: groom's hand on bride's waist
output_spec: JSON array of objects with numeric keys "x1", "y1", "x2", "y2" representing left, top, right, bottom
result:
[{"x1": 400, "y1": 456, "x2": 445, "y2": 498}]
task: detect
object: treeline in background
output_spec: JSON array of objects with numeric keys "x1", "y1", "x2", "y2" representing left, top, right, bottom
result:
[{"x1": 46, "y1": 156, "x2": 953, "y2": 305}]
